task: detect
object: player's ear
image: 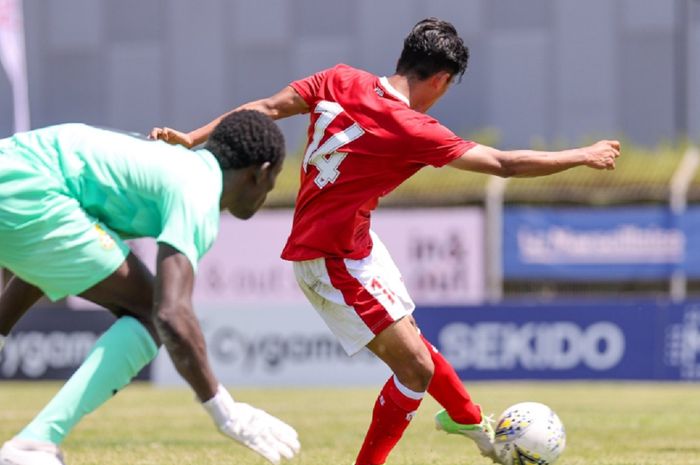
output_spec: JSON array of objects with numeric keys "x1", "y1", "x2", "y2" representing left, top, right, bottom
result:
[
  {"x1": 430, "y1": 71, "x2": 452, "y2": 89},
  {"x1": 253, "y1": 161, "x2": 272, "y2": 184}
]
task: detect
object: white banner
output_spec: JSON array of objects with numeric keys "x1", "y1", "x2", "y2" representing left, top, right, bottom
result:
[
  {"x1": 69, "y1": 208, "x2": 486, "y2": 309},
  {"x1": 190, "y1": 208, "x2": 486, "y2": 306},
  {"x1": 0, "y1": 0, "x2": 30, "y2": 132},
  {"x1": 151, "y1": 304, "x2": 390, "y2": 387},
  {"x1": 372, "y1": 208, "x2": 485, "y2": 305}
]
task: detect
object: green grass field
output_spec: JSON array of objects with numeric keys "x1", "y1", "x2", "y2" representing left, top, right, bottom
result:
[{"x1": 1, "y1": 381, "x2": 699, "y2": 465}]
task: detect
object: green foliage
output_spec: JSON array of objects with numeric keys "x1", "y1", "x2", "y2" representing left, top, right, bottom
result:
[
  {"x1": 266, "y1": 137, "x2": 697, "y2": 208},
  {"x1": 1, "y1": 381, "x2": 699, "y2": 465},
  {"x1": 504, "y1": 141, "x2": 688, "y2": 205}
]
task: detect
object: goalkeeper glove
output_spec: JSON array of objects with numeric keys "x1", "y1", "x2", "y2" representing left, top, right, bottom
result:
[{"x1": 202, "y1": 384, "x2": 300, "y2": 464}]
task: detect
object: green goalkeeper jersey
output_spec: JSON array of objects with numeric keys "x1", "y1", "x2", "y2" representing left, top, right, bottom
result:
[{"x1": 0, "y1": 123, "x2": 222, "y2": 299}]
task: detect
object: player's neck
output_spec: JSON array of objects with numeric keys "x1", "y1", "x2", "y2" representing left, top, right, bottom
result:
[
  {"x1": 386, "y1": 74, "x2": 411, "y2": 104},
  {"x1": 386, "y1": 74, "x2": 430, "y2": 113},
  {"x1": 219, "y1": 171, "x2": 241, "y2": 211}
]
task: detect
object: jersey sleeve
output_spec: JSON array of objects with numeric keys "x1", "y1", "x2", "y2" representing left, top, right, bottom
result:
[
  {"x1": 289, "y1": 67, "x2": 333, "y2": 107},
  {"x1": 156, "y1": 184, "x2": 219, "y2": 273},
  {"x1": 409, "y1": 119, "x2": 476, "y2": 167}
]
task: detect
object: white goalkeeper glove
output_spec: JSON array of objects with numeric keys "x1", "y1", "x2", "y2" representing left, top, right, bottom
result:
[
  {"x1": 0, "y1": 334, "x2": 5, "y2": 353},
  {"x1": 202, "y1": 384, "x2": 300, "y2": 464}
]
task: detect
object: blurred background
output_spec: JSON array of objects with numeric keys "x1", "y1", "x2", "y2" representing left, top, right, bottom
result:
[
  {"x1": 1, "y1": 0, "x2": 700, "y2": 386},
  {"x1": 2, "y1": 0, "x2": 699, "y2": 147}
]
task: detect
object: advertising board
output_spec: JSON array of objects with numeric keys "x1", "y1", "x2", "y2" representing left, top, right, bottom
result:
[{"x1": 415, "y1": 301, "x2": 700, "y2": 381}]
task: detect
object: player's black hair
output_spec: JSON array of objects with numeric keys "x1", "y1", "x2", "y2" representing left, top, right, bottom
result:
[
  {"x1": 205, "y1": 110, "x2": 285, "y2": 170},
  {"x1": 396, "y1": 17, "x2": 469, "y2": 81}
]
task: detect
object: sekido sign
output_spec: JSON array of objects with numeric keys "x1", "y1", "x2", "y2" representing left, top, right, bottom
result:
[
  {"x1": 415, "y1": 301, "x2": 700, "y2": 381},
  {"x1": 438, "y1": 321, "x2": 625, "y2": 371}
]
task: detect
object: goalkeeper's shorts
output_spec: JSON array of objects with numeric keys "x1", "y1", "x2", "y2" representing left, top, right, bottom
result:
[{"x1": 0, "y1": 150, "x2": 129, "y2": 301}]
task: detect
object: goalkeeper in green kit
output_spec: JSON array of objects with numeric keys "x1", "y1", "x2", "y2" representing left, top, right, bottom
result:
[{"x1": 0, "y1": 111, "x2": 300, "y2": 465}]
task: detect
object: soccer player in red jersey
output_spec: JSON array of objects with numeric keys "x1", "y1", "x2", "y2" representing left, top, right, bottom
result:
[{"x1": 151, "y1": 18, "x2": 620, "y2": 465}]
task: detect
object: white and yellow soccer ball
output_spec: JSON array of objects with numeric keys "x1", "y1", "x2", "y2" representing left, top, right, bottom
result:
[{"x1": 493, "y1": 402, "x2": 566, "y2": 465}]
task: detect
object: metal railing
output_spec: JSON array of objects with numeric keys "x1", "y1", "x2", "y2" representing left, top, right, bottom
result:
[
  {"x1": 485, "y1": 145, "x2": 700, "y2": 303},
  {"x1": 669, "y1": 145, "x2": 700, "y2": 301}
]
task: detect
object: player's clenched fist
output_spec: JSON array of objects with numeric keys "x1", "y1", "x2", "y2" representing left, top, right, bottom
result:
[
  {"x1": 583, "y1": 140, "x2": 621, "y2": 170},
  {"x1": 202, "y1": 385, "x2": 301, "y2": 464},
  {"x1": 148, "y1": 126, "x2": 195, "y2": 148}
]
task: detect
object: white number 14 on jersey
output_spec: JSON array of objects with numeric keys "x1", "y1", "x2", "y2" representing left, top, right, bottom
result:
[{"x1": 302, "y1": 100, "x2": 365, "y2": 189}]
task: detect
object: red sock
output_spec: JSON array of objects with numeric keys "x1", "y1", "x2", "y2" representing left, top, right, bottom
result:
[
  {"x1": 355, "y1": 375, "x2": 424, "y2": 465},
  {"x1": 421, "y1": 334, "x2": 482, "y2": 425}
]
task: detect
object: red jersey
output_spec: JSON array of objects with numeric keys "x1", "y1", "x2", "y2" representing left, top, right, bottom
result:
[{"x1": 281, "y1": 64, "x2": 476, "y2": 261}]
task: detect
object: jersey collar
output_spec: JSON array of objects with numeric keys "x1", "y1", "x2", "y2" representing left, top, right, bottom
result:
[{"x1": 379, "y1": 76, "x2": 410, "y2": 107}]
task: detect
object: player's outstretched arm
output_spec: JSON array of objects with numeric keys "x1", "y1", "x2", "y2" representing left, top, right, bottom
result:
[
  {"x1": 153, "y1": 244, "x2": 300, "y2": 464},
  {"x1": 448, "y1": 140, "x2": 621, "y2": 178},
  {"x1": 0, "y1": 275, "x2": 44, "y2": 348},
  {"x1": 149, "y1": 86, "x2": 308, "y2": 148}
]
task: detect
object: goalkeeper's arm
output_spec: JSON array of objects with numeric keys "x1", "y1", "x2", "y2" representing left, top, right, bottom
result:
[{"x1": 152, "y1": 245, "x2": 300, "y2": 464}]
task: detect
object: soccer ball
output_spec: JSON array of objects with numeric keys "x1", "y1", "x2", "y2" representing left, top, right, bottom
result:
[{"x1": 493, "y1": 402, "x2": 566, "y2": 465}]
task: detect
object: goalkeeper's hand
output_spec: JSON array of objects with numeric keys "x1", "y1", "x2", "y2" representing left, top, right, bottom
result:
[{"x1": 202, "y1": 385, "x2": 300, "y2": 464}]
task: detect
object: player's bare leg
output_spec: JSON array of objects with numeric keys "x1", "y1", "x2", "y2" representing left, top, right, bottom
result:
[
  {"x1": 367, "y1": 316, "x2": 434, "y2": 392},
  {"x1": 78, "y1": 251, "x2": 159, "y2": 343},
  {"x1": 353, "y1": 316, "x2": 434, "y2": 465},
  {"x1": 402, "y1": 316, "x2": 498, "y2": 462},
  {"x1": 0, "y1": 276, "x2": 43, "y2": 337},
  {"x1": 1, "y1": 253, "x2": 159, "y2": 465}
]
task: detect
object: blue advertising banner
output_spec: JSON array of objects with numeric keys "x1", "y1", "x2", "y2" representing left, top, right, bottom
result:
[
  {"x1": 502, "y1": 206, "x2": 700, "y2": 280},
  {"x1": 414, "y1": 301, "x2": 700, "y2": 381},
  {"x1": 680, "y1": 208, "x2": 700, "y2": 277}
]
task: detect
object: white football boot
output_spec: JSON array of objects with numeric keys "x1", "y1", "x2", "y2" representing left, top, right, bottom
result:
[{"x1": 0, "y1": 438, "x2": 66, "y2": 465}]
